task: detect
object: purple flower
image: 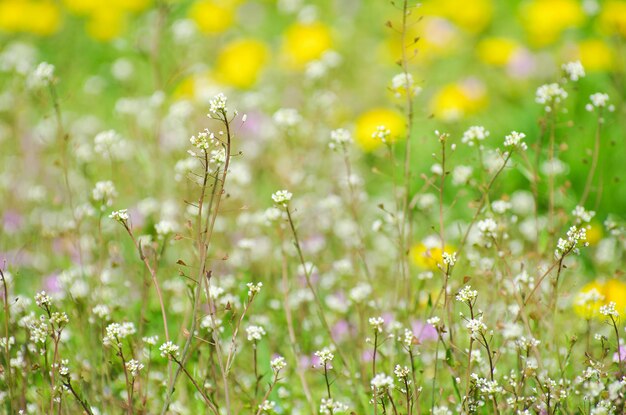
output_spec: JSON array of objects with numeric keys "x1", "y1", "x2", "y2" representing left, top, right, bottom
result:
[{"x1": 411, "y1": 320, "x2": 438, "y2": 343}]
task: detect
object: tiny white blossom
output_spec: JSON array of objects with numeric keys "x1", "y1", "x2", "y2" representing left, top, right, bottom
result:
[
  {"x1": 159, "y1": 341, "x2": 180, "y2": 358},
  {"x1": 329, "y1": 128, "x2": 352, "y2": 150},
  {"x1": 272, "y1": 190, "x2": 293, "y2": 207},
  {"x1": 456, "y1": 285, "x2": 478, "y2": 303},
  {"x1": 371, "y1": 373, "x2": 394, "y2": 391},
  {"x1": 109, "y1": 209, "x2": 129, "y2": 222},
  {"x1": 247, "y1": 282, "x2": 263, "y2": 297},
  {"x1": 126, "y1": 359, "x2": 144, "y2": 377},
  {"x1": 372, "y1": 125, "x2": 391, "y2": 143},
  {"x1": 208, "y1": 93, "x2": 228, "y2": 115},
  {"x1": 561, "y1": 61, "x2": 585, "y2": 81},
  {"x1": 461, "y1": 126, "x2": 490, "y2": 146},
  {"x1": 28, "y1": 62, "x2": 55, "y2": 88},
  {"x1": 503, "y1": 131, "x2": 527, "y2": 150},
  {"x1": 270, "y1": 356, "x2": 287, "y2": 373},
  {"x1": 246, "y1": 325, "x2": 266, "y2": 341},
  {"x1": 35, "y1": 291, "x2": 51, "y2": 308},
  {"x1": 369, "y1": 317, "x2": 385, "y2": 333},
  {"x1": 600, "y1": 302, "x2": 619, "y2": 318},
  {"x1": 390, "y1": 73, "x2": 421, "y2": 98},
  {"x1": 535, "y1": 83, "x2": 568, "y2": 110},
  {"x1": 314, "y1": 348, "x2": 334, "y2": 365}
]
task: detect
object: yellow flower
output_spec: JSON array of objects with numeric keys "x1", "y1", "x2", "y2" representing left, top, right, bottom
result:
[
  {"x1": 86, "y1": 8, "x2": 126, "y2": 41},
  {"x1": 574, "y1": 279, "x2": 626, "y2": 319},
  {"x1": 421, "y1": 0, "x2": 493, "y2": 34},
  {"x1": 476, "y1": 37, "x2": 521, "y2": 67},
  {"x1": 354, "y1": 108, "x2": 406, "y2": 151},
  {"x1": 429, "y1": 79, "x2": 488, "y2": 122},
  {"x1": 110, "y1": 0, "x2": 152, "y2": 13},
  {"x1": 410, "y1": 243, "x2": 455, "y2": 271},
  {"x1": 62, "y1": 0, "x2": 101, "y2": 15},
  {"x1": 215, "y1": 39, "x2": 269, "y2": 88},
  {"x1": 575, "y1": 40, "x2": 614, "y2": 71},
  {"x1": 586, "y1": 222, "x2": 603, "y2": 246},
  {"x1": 573, "y1": 281, "x2": 605, "y2": 319},
  {"x1": 282, "y1": 22, "x2": 332, "y2": 69},
  {"x1": 189, "y1": 0, "x2": 237, "y2": 35},
  {"x1": 0, "y1": 0, "x2": 61, "y2": 36},
  {"x1": 599, "y1": 1, "x2": 626, "y2": 37},
  {"x1": 520, "y1": 0, "x2": 584, "y2": 47}
]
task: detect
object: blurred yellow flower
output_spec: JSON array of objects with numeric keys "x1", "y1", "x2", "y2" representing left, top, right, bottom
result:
[
  {"x1": 386, "y1": 16, "x2": 459, "y2": 64},
  {"x1": 477, "y1": 37, "x2": 521, "y2": 67},
  {"x1": 429, "y1": 79, "x2": 488, "y2": 122},
  {"x1": 410, "y1": 243, "x2": 455, "y2": 271},
  {"x1": 599, "y1": 1, "x2": 626, "y2": 37},
  {"x1": 574, "y1": 279, "x2": 626, "y2": 319},
  {"x1": 189, "y1": 0, "x2": 237, "y2": 35},
  {"x1": 215, "y1": 39, "x2": 269, "y2": 88},
  {"x1": 586, "y1": 222, "x2": 603, "y2": 246},
  {"x1": 62, "y1": 0, "x2": 100, "y2": 15},
  {"x1": 110, "y1": 0, "x2": 152, "y2": 13},
  {"x1": 520, "y1": 0, "x2": 584, "y2": 47},
  {"x1": 86, "y1": 8, "x2": 126, "y2": 42},
  {"x1": 282, "y1": 22, "x2": 332, "y2": 69},
  {"x1": 575, "y1": 40, "x2": 614, "y2": 71},
  {"x1": 354, "y1": 108, "x2": 406, "y2": 151},
  {"x1": 421, "y1": 0, "x2": 493, "y2": 34},
  {"x1": 0, "y1": 0, "x2": 61, "y2": 36}
]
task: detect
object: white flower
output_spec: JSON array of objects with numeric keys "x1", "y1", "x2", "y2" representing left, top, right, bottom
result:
[
  {"x1": 442, "y1": 251, "x2": 457, "y2": 267},
  {"x1": 572, "y1": 206, "x2": 595, "y2": 224},
  {"x1": 394, "y1": 364, "x2": 411, "y2": 379},
  {"x1": 562, "y1": 61, "x2": 585, "y2": 81},
  {"x1": 427, "y1": 316, "x2": 441, "y2": 327},
  {"x1": 155, "y1": 220, "x2": 177, "y2": 236},
  {"x1": 273, "y1": 108, "x2": 302, "y2": 127},
  {"x1": 94, "y1": 130, "x2": 129, "y2": 160},
  {"x1": 320, "y1": 398, "x2": 349, "y2": 414},
  {"x1": 190, "y1": 128, "x2": 217, "y2": 151},
  {"x1": 159, "y1": 341, "x2": 180, "y2": 358},
  {"x1": 586, "y1": 93, "x2": 614, "y2": 112},
  {"x1": 103, "y1": 322, "x2": 136, "y2": 346},
  {"x1": 28, "y1": 62, "x2": 55, "y2": 88},
  {"x1": 258, "y1": 400, "x2": 276, "y2": 412},
  {"x1": 466, "y1": 317, "x2": 487, "y2": 339},
  {"x1": 92, "y1": 181, "x2": 117, "y2": 207},
  {"x1": 477, "y1": 218, "x2": 498, "y2": 240},
  {"x1": 390, "y1": 73, "x2": 421, "y2": 98},
  {"x1": 600, "y1": 302, "x2": 619, "y2": 318},
  {"x1": 555, "y1": 225, "x2": 588, "y2": 258},
  {"x1": 329, "y1": 128, "x2": 352, "y2": 150},
  {"x1": 452, "y1": 165, "x2": 473, "y2": 185},
  {"x1": 208, "y1": 93, "x2": 228, "y2": 115},
  {"x1": 109, "y1": 209, "x2": 129, "y2": 222},
  {"x1": 272, "y1": 190, "x2": 293, "y2": 207},
  {"x1": 535, "y1": 83, "x2": 568, "y2": 110},
  {"x1": 314, "y1": 348, "x2": 334, "y2": 364},
  {"x1": 247, "y1": 282, "x2": 263, "y2": 297},
  {"x1": 270, "y1": 356, "x2": 287, "y2": 373},
  {"x1": 456, "y1": 285, "x2": 478, "y2": 303},
  {"x1": 503, "y1": 131, "x2": 527, "y2": 150},
  {"x1": 126, "y1": 359, "x2": 144, "y2": 377},
  {"x1": 35, "y1": 291, "x2": 51, "y2": 308},
  {"x1": 372, "y1": 125, "x2": 391, "y2": 143},
  {"x1": 461, "y1": 126, "x2": 489, "y2": 146},
  {"x1": 246, "y1": 325, "x2": 266, "y2": 341},
  {"x1": 371, "y1": 373, "x2": 394, "y2": 391},
  {"x1": 369, "y1": 317, "x2": 385, "y2": 333}
]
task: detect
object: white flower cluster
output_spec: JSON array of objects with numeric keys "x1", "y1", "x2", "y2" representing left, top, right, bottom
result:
[
  {"x1": 92, "y1": 181, "x2": 117, "y2": 207},
  {"x1": 34, "y1": 291, "x2": 51, "y2": 308},
  {"x1": 328, "y1": 128, "x2": 352, "y2": 150},
  {"x1": 442, "y1": 251, "x2": 457, "y2": 267},
  {"x1": 394, "y1": 364, "x2": 411, "y2": 380},
  {"x1": 477, "y1": 218, "x2": 498, "y2": 241},
  {"x1": 258, "y1": 400, "x2": 275, "y2": 412},
  {"x1": 600, "y1": 302, "x2": 619, "y2": 318},
  {"x1": 28, "y1": 62, "x2": 55, "y2": 89},
  {"x1": 273, "y1": 108, "x2": 302, "y2": 128},
  {"x1": 471, "y1": 373, "x2": 503, "y2": 396},
  {"x1": 247, "y1": 282, "x2": 263, "y2": 297},
  {"x1": 103, "y1": 322, "x2": 136, "y2": 346},
  {"x1": 189, "y1": 128, "x2": 216, "y2": 151},
  {"x1": 320, "y1": 398, "x2": 349, "y2": 414},
  {"x1": 561, "y1": 61, "x2": 585, "y2": 81},
  {"x1": 109, "y1": 209, "x2": 129, "y2": 222},
  {"x1": 390, "y1": 73, "x2": 421, "y2": 98},
  {"x1": 270, "y1": 356, "x2": 287, "y2": 374},
  {"x1": 155, "y1": 220, "x2": 177, "y2": 236},
  {"x1": 456, "y1": 285, "x2": 478, "y2": 303},
  {"x1": 94, "y1": 130, "x2": 129, "y2": 160},
  {"x1": 246, "y1": 325, "x2": 266, "y2": 341},
  {"x1": 461, "y1": 126, "x2": 490, "y2": 146},
  {"x1": 208, "y1": 93, "x2": 228, "y2": 115},
  {"x1": 368, "y1": 316, "x2": 385, "y2": 333},
  {"x1": 555, "y1": 225, "x2": 588, "y2": 258},
  {"x1": 503, "y1": 131, "x2": 527, "y2": 151},
  {"x1": 159, "y1": 341, "x2": 180, "y2": 358},
  {"x1": 371, "y1": 373, "x2": 394, "y2": 391},
  {"x1": 535, "y1": 83, "x2": 568, "y2": 110},
  {"x1": 372, "y1": 125, "x2": 391, "y2": 143},
  {"x1": 126, "y1": 359, "x2": 144, "y2": 377},
  {"x1": 272, "y1": 190, "x2": 292, "y2": 207},
  {"x1": 572, "y1": 206, "x2": 595, "y2": 224},
  {"x1": 585, "y1": 93, "x2": 615, "y2": 112},
  {"x1": 466, "y1": 317, "x2": 487, "y2": 339},
  {"x1": 314, "y1": 347, "x2": 334, "y2": 364}
]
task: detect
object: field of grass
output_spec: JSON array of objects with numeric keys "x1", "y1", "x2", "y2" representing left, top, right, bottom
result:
[{"x1": 1, "y1": 0, "x2": 626, "y2": 414}]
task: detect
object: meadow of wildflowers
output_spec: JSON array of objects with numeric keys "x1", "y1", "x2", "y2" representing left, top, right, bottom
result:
[{"x1": 1, "y1": 0, "x2": 626, "y2": 414}]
